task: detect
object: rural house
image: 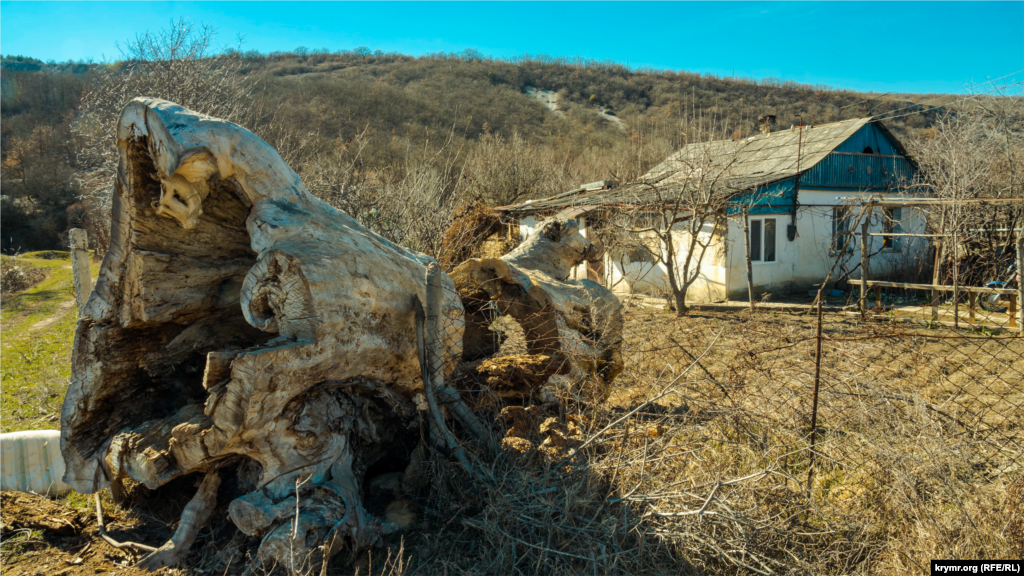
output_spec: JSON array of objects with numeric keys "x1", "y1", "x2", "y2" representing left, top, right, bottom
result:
[{"x1": 497, "y1": 116, "x2": 929, "y2": 302}]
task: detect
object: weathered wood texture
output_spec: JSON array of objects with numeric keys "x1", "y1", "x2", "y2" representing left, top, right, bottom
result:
[
  {"x1": 60, "y1": 98, "x2": 464, "y2": 569},
  {"x1": 60, "y1": 98, "x2": 625, "y2": 571},
  {"x1": 451, "y1": 218, "x2": 624, "y2": 398},
  {"x1": 69, "y1": 229, "x2": 92, "y2": 315}
]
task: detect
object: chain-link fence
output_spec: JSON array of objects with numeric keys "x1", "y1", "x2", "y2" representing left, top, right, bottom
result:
[
  {"x1": 598, "y1": 301, "x2": 1022, "y2": 574},
  {"x1": 429, "y1": 295, "x2": 1022, "y2": 575}
]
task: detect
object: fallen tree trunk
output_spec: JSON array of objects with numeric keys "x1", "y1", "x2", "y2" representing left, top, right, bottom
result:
[
  {"x1": 451, "y1": 218, "x2": 624, "y2": 402},
  {"x1": 61, "y1": 98, "x2": 464, "y2": 570},
  {"x1": 60, "y1": 98, "x2": 626, "y2": 572}
]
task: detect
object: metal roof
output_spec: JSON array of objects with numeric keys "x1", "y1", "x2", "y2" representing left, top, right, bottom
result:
[{"x1": 498, "y1": 117, "x2": 905, "y2": 216}]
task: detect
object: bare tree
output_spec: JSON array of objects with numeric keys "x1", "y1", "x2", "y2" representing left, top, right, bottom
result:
[
  {"x1": 917, "y1": 102, "x2": 995, "y2": 284},
  {"x1": 615, "y1": 115, "x2": 738, "y2": 315},
  {"x1": 305, "y1": 124, "x2": 467, "y2": 258},
  {"x1": 70, "y1": 18, "x2": 260, "y2": 253}
]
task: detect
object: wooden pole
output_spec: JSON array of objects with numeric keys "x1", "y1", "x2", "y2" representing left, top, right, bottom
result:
[
  {"x1": 859, "y1": 208, "x2": 870, "y2": 316},
  {"x1": 743, "y1": 210, "x2": 755, "y2": 312},
  {"x1": 953, "y1": 278, "x2": 960, "y2": 328},
  {"x1": 932, "y1": 218, "x2": 944, "y2": 325},
  {"x1": 1017, "y1": 237, "x2": 1023, "y2": 331},
  {"x1": 953, "y1": 230, "x2": 960, "y2": 329},
  {"x1": 69, "y1": 229, "x2": 91, "y2": 316},
  {"x1": 806, "y1": 290, "x2": 823, "y2": 492}
]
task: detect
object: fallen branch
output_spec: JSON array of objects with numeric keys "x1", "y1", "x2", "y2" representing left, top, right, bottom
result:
[{"x1": 94, "y1": 492, "x2": 158, "y2": 554}]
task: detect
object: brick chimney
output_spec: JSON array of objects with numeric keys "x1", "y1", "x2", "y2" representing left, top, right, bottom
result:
[{"x1": 758, "y1": 115, "x2": 778, "y2": 135}]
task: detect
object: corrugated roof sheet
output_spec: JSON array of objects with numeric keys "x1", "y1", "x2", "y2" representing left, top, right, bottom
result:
[{"x1": 499, "y1": 117, "x2": 887, "y2": 216}]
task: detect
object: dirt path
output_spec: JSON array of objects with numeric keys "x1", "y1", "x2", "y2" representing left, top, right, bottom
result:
[
  {"x1": 28, "y1": 300, "x2": 76, "y2": 333},
  {"x1": 1, "y1": 255, "x2": 86, "y2": 433}
]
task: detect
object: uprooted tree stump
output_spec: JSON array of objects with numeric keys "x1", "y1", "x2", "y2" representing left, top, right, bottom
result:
[
  {"x1": 451, "y1": 218, "x2": 624, "y2": 402},
  {"x1": 60, "y1": 97, "x2": 623, "y2": 573}
]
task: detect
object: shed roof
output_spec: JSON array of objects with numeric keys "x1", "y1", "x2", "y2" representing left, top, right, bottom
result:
[{"x1": 498, "y1": 117, "x2": 908, "y2": 216}]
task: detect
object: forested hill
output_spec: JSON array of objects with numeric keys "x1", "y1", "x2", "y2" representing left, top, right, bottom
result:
[
  {"x1": 0, "y1": 50, "x2": 958, "y2": 252},
  {"x1": 247, "y1": 50, "x2": 953, "y2": 146}
]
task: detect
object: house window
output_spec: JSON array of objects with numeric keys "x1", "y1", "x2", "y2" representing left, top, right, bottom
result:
[
  {"x1": 832, "y1": 207, "x2": 853, "y2": 254},
  {"x1": 882, "y1": 207, "x2": 902, "y2": 250},
  {"x1": 749, "y1": 217, "x2": 777, "y2": 262}
]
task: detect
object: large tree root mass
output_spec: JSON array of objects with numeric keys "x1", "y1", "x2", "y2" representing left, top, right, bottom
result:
[{"x1": 60, "y1": 98, "x2": 623, "y2": 572}]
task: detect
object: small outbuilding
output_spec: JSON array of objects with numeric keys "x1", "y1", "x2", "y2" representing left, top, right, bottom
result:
[{"x1": 497, "y1": 116, "x2": 930, "y2": 302}]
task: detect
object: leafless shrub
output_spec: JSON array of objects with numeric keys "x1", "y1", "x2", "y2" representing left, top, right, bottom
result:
[
  {"x1": 462, "y1": 130, "x2": 565, "y2": 207},
  {"x1": 69, "y1": 18, "x2": 261, "y2": 252},
  {"x1": 0, "y1": 254, "x2": 48, "y2": 295},
  {"x1": 913, "y1": 88, "x2": 1024, "y2": 285},
  {"x1": 305, "y1": 125, "x2": 466, "y2": 258}
]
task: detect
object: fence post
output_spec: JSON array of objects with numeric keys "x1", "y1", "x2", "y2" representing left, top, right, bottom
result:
[
  {"x1": 953, "y1": 270, "x2": 960, "y2": 329},
  {"x1": 744, "y1": 209, "x2": 755, "y2": 312},
  {"x1": 69, "y1": 228, "x2": 91, "y2": 316},
  {"x1": 1017, "y1": 237, "x2": 1023, "y2": 332},
  {"x1": 931, "y1": 232, "x2": 943, "y2": 324},
  {"x1": 859, "y1": 208, "x2": 870, "y2": 316},
  {"x1": 807, "y1": 290, "x2": 824, "y2": 491}
]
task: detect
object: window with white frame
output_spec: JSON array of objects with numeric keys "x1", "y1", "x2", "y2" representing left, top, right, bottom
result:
[{"x1": 749, "y1": 217, "x2": 777, "y2": 262}]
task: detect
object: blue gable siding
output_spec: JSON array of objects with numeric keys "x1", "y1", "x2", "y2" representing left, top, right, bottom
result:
[
  {"x1": 728, "y1": 178, "x2": 796, "y2": 215},
  {"x1": 832, "y1": 123, "x2": 902, "y2": 155},
  {"x1": 801, "y1": 153, "x2": 915, "y2": 190},
  {"x1": 722, "y1": 121, "x2": 916, "y2": 214}
]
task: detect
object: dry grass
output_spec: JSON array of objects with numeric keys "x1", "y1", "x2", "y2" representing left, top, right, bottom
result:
[
  {"x1": 401, "y1": 305, "x2": 1022, "y2": 575},
  {"x1": 2, "y1": 301, "x2": 1020, "y2": 575}
]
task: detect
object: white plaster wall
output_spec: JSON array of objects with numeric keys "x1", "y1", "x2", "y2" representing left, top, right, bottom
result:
[
  {"x1": 513, "y1": 191, "x2": 928, "y2": 302},
  {"x1": 604, "y1": 223, "x2": 726, "y2": 302},
  {"x1": 723, "y1": 190, "x2": 930, "y2": 299}
]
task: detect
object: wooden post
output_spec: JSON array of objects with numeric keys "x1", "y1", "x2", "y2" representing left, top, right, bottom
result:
[
  {"x1": 932, "y1": 239, "x2": 943, "y2": 286},
  {"x1": 1009, "y1": 295, "x2": 1018, "y2": 330},
  {"x1": 743, "y1": 210, "x2": 755, "y2": 311},
  {"x1": 859, "y1": 208, "x2": 870, "y2": 316},
  {"x1": 806, "y1": 290, "x2": 824, "y2": 492},
  {"x1": 931, "y1": 230, "x2": 943, "y2": 325},
  {"x1": 69, "y1": 228, "x2": 91, "y2": 315},
  {"x1": 953, "y1": 280, "x2": 960, "y2": 328},
  {"x1": 874, "y1": 285, "x2": 882, "y2": 311},
  {"x1": 968, "y1": 291, "x2": 976, "y2": 325},
  {"x1": 953, "y1": 231, "x2": 960, "y2": 329},
  {"x1": 1017, "y1": 237, "x2": 1023, "y2": 332}
]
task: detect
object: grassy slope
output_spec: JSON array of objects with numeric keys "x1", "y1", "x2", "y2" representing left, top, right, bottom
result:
[{"x1": 0, "y1": 251, "x2": 96, "y2": 433}]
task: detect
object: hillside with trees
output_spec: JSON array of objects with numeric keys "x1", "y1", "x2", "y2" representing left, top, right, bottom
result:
[{"x1": 0, "y1": 21, "x2": 1013, "y2": 254}]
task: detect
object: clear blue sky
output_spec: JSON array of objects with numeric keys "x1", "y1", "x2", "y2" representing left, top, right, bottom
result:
[{"x1": 2, "y1": 1, "x2": 1022, "y2": 94}]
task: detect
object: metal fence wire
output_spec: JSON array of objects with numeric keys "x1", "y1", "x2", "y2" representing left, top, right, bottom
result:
[{"x1": 421, "y1": 273, "x2": 1022, "y2": 574}]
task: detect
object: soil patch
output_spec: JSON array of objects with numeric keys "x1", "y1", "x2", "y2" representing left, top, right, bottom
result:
[{"x1": 0, "y1": 492, "x2": 177, "y2": 576}]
